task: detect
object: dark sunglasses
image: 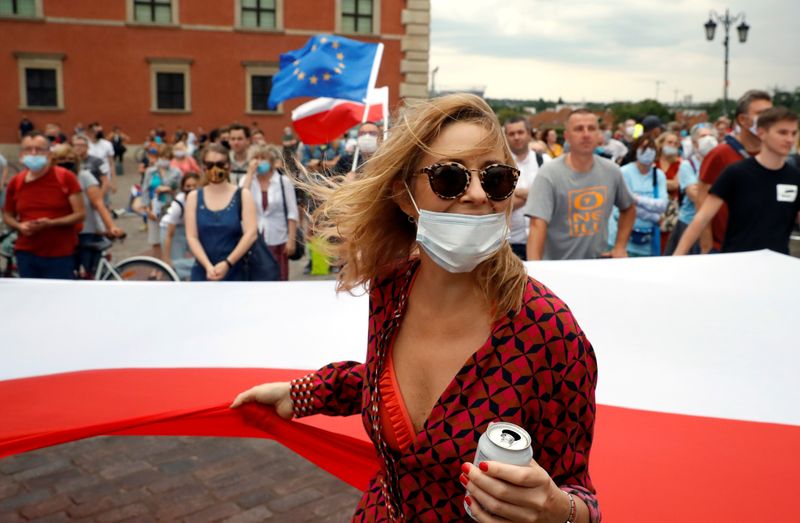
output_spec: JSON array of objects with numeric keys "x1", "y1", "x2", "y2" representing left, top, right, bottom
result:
[
  {"x1": 418, "y1": 162, "x2": 520, "y2": 201},
  {"x1": 203, "y1": 161, "x2": 229, "y2": 170}
]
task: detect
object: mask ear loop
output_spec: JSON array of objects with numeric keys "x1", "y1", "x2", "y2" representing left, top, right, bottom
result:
[{"x1": 403, "y1": 179, "x2": 421, "y2": 218}]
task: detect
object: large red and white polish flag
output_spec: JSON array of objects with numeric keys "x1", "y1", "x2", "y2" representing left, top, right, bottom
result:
[{"x1": 1, "y1": 250, "x2": 797, "y2": 521}]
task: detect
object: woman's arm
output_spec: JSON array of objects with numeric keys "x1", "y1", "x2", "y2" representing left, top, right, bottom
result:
[
  {"x1": 289, "y1": 361, "x2": 367, "y2": 418},
  {"x1": 86, "y1": 185, "x2": 123, "y2": 237},
  {"x1": 464, "y1": 306, "x2": 600, "y2": 523},
  {"x1": 284, "y1": 177, "x2": 300, "y2": 255},
  {"x1": 225, "y1": 188, "x2": 258, "y2": 265},
  {"x1": 163, "y1": 223, "x2": 177, "y2": 265},
  {"x1": 185, "y1": 191, "x2": 213, "y2": 271}
]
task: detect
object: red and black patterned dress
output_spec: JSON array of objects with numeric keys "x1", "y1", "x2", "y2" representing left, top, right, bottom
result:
[{"x1": 290, "y1": 261, "x2": 601, "y2": 522}]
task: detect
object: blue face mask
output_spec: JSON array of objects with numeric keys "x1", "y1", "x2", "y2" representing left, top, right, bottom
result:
[
  {"x1": 22, "y1": 155, "x2": 48, "y2": 173},
  {"x1": 257, "y1": 160, "x2": 271, "y2": 175},
  {"x1": 636, "y1": 148, "x2": 657, "y2": 166}
]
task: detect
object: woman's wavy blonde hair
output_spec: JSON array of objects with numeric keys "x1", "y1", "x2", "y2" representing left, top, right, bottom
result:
[{"x1": 306, "y1": 93, "x2": 528, "y2": 318}]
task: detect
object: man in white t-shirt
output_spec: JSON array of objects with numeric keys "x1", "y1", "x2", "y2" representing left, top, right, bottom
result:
[
  {"x1": 87, "y1": 122, "x2": 116, "y2": 196},
  {"x1": 504, "y1": 116, "x2": 548, "y2": 260}
]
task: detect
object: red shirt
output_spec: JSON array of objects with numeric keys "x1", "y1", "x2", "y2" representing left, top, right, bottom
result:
[
  {"x1": 699, "y1": 142, "x2": 756, "y2": 251},
  {"x1": 3, "y1": 166, "x2": 82, "y2": 257},
  {"x1": 664, "y1": 159, "x2": 681, "y2": 200}
]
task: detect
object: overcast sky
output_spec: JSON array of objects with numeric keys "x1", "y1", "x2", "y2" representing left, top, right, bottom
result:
[{"x1": 429, "y1": 0, "x2": 800, "y2": 103}]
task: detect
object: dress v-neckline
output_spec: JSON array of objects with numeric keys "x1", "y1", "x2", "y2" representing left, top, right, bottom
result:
[{"x1": 385, "y1": 263, "x2": 507, "y2": 449}]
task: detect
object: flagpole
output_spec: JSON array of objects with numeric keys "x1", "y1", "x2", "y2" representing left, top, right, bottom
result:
[
  {"x1": 350, "y1": 43, "x2": 384, "y2": 174},
  {"x1": 349, "y1": 99, "x2": 372, "y2": 173}
]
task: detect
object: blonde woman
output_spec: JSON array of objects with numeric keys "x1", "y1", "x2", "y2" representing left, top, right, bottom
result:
[
  {"x1": 240, "y1": 143, "x2": 298, "y2": 281},
  {"x1": 232, "y1": 94, "x2": 600, "y2": 522},
  {"x1": 184, "y1": 144, "x2": 258, "y2": 281}
]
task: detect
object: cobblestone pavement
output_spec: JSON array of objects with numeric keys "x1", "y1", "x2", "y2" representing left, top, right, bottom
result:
[{"x1": 0, "y1": 436, "x2": 363, "y2": 522}]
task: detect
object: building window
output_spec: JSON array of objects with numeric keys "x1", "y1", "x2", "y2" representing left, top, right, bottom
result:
[
  {"x1": 235, "y1": 0, "x2": 282, "y2": 31},
  {"x1": 25, "y1": 69, "x2": 57, "y2": 107},
  {"x1": 156, "y1": 73, "x2": 184, "y2": 110},
  {"x1": 244, "y1": 63, "x2": 280, "y2": 114},
  {"x1": 251, "y1": 75, "x2": 273, "y2": 111},
  {"x1": 148, "y1": 59, "x2": 191, "y2": 112},
  {"x1": 241, "y1": 0, "x2": 275, "y2": 29},
  {"x1": 16, "y1": 53, "x2": 65, "y2": 110},
  {"x1": 131, "y1": 0, "x2": 176, "y2": 24},
  {"x1": 0, "y1": 0, "x2": 39, "y2": 17},
  {"x1": 341, "y1": 0, "x2": 373, "y2": 34}
]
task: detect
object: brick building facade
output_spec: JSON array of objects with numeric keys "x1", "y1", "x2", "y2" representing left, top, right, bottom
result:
[{"x1": 0, "y1": 0, "x2": 430, "y2": 147}]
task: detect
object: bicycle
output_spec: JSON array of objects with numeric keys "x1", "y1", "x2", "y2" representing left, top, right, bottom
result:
[
  {"x1": 86, "y1": 236, "x2": 180, "y2": 281},
  {"x1": 0, "y1": 229, "x2": 18, "y2": 278}
]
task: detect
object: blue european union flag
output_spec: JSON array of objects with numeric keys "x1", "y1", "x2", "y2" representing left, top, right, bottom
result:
[{"x1": 268, "y1": 34, "x2": 383, "y2": 110}]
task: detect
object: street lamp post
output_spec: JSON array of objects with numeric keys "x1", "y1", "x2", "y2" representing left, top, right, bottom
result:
[{"x1": 704, "y1": 9, "x2": 750, "y2": 116}]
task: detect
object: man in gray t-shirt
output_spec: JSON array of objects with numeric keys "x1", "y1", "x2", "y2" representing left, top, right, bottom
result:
[{"x1": 524, "y1": 109, "x2": 636, "y2": 260}]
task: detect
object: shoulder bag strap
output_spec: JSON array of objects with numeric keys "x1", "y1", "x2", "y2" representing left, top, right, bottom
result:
[{"x1": 278, "y1": 171, "x2": 289, "y2": 228}]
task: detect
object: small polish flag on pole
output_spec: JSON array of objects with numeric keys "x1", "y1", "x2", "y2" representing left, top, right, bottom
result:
[{"x1": 291, "y1": 87, "x2": 389, "y2": 146}]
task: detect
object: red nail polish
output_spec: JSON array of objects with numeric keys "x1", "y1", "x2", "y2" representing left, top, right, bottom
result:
[
  {"x1": 465, "y1": 495, "x2": 472, "y2": 507},
  {"x1": 459, "y1": 473, "x2": 468, "y2": 486},
  {"x1": 479, "y1": 462, "x2": 489, "y2": 472},
  {"x1": 461, "y1": 462, "x2": 470, "y2": 474}
]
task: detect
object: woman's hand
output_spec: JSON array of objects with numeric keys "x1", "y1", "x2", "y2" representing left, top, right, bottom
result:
[
  {"x1": 230, "y1": 382, "x2": 293, "y2": 420},
  {"x1": 286, "y1": 238, "x2": 296, "y2": 257},
  {"x1": 461, "y1": 460, "x2": 572, "y2": 523},
  {"x1": 210, "y1": 261, "x2": 229, "y2": 281}
]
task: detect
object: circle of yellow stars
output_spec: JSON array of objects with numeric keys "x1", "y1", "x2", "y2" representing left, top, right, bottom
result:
[{"x1": 291, "y1": 36, "x2": 346, "y2": 86}]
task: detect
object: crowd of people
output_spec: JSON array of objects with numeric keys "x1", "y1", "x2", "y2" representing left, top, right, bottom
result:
[
  {"x1": 513, "y1": 90, "x2": 799, "y2": 261},
  {"x1": 2, "y1": 88, "x2": 799, "y2": 281}
]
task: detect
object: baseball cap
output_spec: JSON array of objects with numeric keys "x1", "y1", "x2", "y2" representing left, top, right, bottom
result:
[{"x1": 642, "y1": 115, "x2": 665, "y2": 133}]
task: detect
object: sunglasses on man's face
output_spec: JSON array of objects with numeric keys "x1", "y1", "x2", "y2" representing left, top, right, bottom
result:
[
  {"x1": 418, "y1": 162, "x2": 520, "y2": 201},
  {"x1": 203, "y1": 161, "x2": 229, "y2": 170}
]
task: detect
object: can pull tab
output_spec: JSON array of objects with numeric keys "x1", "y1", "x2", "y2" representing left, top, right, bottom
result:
[{"x1": 498, "y1": 429, "x2": 521, "y2": 447}]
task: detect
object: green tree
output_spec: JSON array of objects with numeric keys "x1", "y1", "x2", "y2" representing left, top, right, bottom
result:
[{"x1": 608, "y1": 99, "x2": 673, "y2": 123}]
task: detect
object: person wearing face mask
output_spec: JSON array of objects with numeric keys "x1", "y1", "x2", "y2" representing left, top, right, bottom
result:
[
  {"x1": 170, "y1": 141, "x2": 201, "y2": 176},
  {"x1": 654, "y1": 132, "x2": 683, "y2": 253},
  {"x1": 184, "y1": 144, "x2": 260, "y2": 281},
  {"x1": 2, "y1": 132, "x2": 85, "y2": 279},
  {"x1": 664, "y1": 124, "x2": 718, "y2": 255},
  {"x1": 608, "y1": 136, "x2": 668, "y2": 257},
  {"x1": 140, "y1": 144, "x2": 182, "y2": 260},
  {"x1": 87, "y1": 122, "x2": 117, "y2": 196},
  {"x1": 240, "y1": 144, "x2": 298, "y2": 280},
  {"x1": 333, "y1": 122, "x2": 384, "y2": 177},
  {"x1": 231, "y1": 94, "x2": 601, "y2": 523},
  {"x1": 675, "y1": 107, "x2": 800, "y2": 256},
  {"x1": 50, "y1": 144, "x2": 123, "y2": 277},
  {"x1": 698, "y1": 90, "x2": 773, "y2": 253},
  {"x1": 160, "y1": 172, "x2": 200, "y2": 280}
]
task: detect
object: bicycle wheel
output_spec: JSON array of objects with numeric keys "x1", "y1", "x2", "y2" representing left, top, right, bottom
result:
[{"x1": 100, "y1": 256, "x2": 180, "y2": 282}]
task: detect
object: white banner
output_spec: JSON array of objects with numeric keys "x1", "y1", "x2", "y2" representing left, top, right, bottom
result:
[{"x1": 1, "y1": 250, "x2": 797, "y2": 426}]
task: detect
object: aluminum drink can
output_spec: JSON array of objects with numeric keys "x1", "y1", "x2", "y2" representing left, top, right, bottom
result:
[{"x1": 464, "y1": 422, "x2": 533, "y2": 520}]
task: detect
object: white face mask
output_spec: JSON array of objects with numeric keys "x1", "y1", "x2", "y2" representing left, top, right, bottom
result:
[
  {"x1": 748, "y1": 116, "x2": 759, "y2": 137},
  {"x1": 661, "y1": 145, "x2": 679, "y2": 157},
  {"x1": 405, "y1": 184, "x2": 508, "y2": 273},
  {"x1": 697, "y1": 135, "x2": 718, "y2": 158},
  {"x1": 357, "y1": 134, "x2": 378, "y2": 154}
]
